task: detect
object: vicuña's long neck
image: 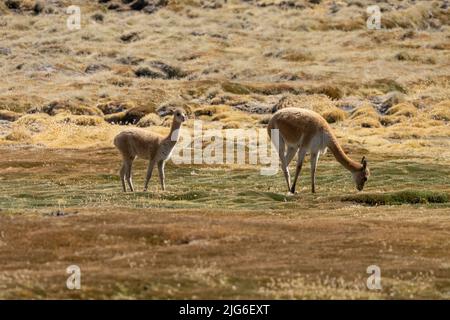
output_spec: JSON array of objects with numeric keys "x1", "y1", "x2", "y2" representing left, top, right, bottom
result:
[
  {"x1": 164, "y1": 119, "x2": 182, "y2": 146},
  {"x1": 326, "y1": 131, "x2": 362, "y2": 172}
]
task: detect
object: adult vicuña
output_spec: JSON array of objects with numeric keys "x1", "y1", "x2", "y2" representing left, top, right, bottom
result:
[
  {"x1": 113, "y1": 108, "x2": 187, "y2": 192},
  {"x1": 268, "y1": 107, "x2": 370, "y2": 193}
]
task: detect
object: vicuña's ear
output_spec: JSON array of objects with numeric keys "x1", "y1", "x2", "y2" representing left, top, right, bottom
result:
[{"x1": 361, "y1": 156, "x2": 367, "y2": 169}]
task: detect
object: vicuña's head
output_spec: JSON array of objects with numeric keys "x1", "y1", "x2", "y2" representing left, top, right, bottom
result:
[
  {"x1": 352, "y1": 156, "x2": 370, "y2": 191},
  {"x1": 173, "y1": 108, "x2": 187, "y2": 123}
]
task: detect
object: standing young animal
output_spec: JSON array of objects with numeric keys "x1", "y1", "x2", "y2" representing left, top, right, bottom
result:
[
  {"x1": 268, "y1": 107, "x2": 369, "y2": 193},
  {"x1": 113, "y1": 109, "x2": 187, "y2": 192}
]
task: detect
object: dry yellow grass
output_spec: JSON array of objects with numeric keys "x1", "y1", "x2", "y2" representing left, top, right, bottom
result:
[
  {"x1": 0, "y1": 0, "x2": 449, "y2": 300},
  {"x1": 430, "y1": 100, "x2": 450, "y2": 121}
]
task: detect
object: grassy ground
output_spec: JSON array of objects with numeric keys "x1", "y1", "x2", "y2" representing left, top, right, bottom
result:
[
  {"x1": 0, "y1": 0, "x2": 449, "y2": 300},
  {"x1": 0, "y1": 146, "x2": 449, "y2": 299}
]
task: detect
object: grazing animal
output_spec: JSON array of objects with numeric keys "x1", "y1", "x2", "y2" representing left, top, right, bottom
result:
[
  {"x1": 113, "y1": 108, "x2": 187, "y2": 192},
  {"x1": 268, "y1": 107, "x2": 370, "y2": 193}
]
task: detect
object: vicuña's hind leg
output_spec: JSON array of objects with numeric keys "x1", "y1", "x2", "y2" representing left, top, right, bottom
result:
[
  {"x1": 124, "y1": 158, "x2": 135, "y2": 192},
  {"x1": 157, "y1": 160, "x2": 166, "y2": 191},
  {"x1": 143, "y1": 158, "x2": 156, "y2": 192},
  {"x1": 277, "y1": 137, "x2": 291, "y2": 191},
  {"x1": 290, "y1": 148, "x2": 307, "y2": 194},
  {"x1": 119, "y1": 163, "x2": 127, "y2": 192},
  {"x1": 310, "y1": 152, "x2": 319, "y2": 193}
]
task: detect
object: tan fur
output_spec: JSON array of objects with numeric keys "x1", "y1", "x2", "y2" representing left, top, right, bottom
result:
[
  {"x1": 114, "y1": 109, "x2": 187, "y2": 192},
  {"x1": 268, "y1": 107, "x2": 370, "y2": 193}
]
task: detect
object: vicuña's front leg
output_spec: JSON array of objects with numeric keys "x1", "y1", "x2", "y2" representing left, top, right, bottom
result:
[
  {"x1": 310, "y1": 152, "x2": 319, "y2": 193},
  {"x1": 290, "y1": 148, "x2": 307, "y2": 194},
  {"x1": 157, "y1": 160, "x2": 166, "y2": 191},
  {"x1": 143, "y1": 159, "x2": 156, "y2": 191}
]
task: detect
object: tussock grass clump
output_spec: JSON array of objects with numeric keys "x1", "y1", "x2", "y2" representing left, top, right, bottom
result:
[
  {"x1": 193, "y1": 105, "x2": 230, "y2": 117},
  {"x1": 272, "y1": 94, "x2": 347, "y2": 123},
  {"x1": 272, "y1": 94, "x2": 335, "y2": 114},
  {"x1": 370, "y1": 79, "x2": 407, "y2": 94},
  {"x1": 105, "y1": 106, "x2": 155, "y2": 125},
  {"x1": 56, "y1": 115, "x2": 105, "y2": 126},
  {"x1": 14, "y1": 113, "x2": 51, "y2": 132},
  {"x1": 383, "y1": 3, "x2": 448, "y2": 30},
  {"x1": 380, "y1": 115, "x2": 403, "y2": 127},
  {"x1": 96, "y1": 101, "x2": 134, "y2": 115},
  {"x1": 4, "y1": 127, "x2": 31, "y2": 142},
  {"x1": 28, "y1": 101, "x2": 103, "y2": 117},
  {"x1": 321, "y1": 107, "x2": 347, "y2": 124},
  {"x1": 308, "y1": 85, "x2": 343, "y2": 100},
  {"x1": 0, "y1": 110, "x2": 22, "y2": 122},
  {"x1": 430, "y1": 101, "x2": 450, "y2": 121},
  {"x1": 192, "y1": 104, "x2": 255, "y2": 127},
  {"x1": 136, "y1": 113, "x2": 162, "y2": 127},
  {"x1": 386, "y1": 103, "x2": 417, "y2": 117},
  {"x1": 349, "y1": 105, "x2": 381, "y2": 128},
  {"x1": 342, "y1": 191, "x2": 449, "y2": 206}
]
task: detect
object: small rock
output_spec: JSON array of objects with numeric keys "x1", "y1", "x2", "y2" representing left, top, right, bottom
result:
[
  {"x1": 120, "y1": 32, "x2": 140, "y2": 43},
  {"x1": 85, "y1": 63, "x2": 110, "y2": 74},
  {"x1": 151, "y1": 61, "x2": 187, "y2": 79},
  {"x1": 0, "y1": 47, "x2": 11, "y2": 56},
  {"x1": 134, "y1": 67, "x2": 165, "y2": 78}
]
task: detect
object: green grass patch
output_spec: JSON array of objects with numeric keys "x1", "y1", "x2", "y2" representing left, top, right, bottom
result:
[
  {"x1": 164, "y1": 191, "x2": 209, "y2": 201},
  {"x1": 341, "y1": 190, "x2": 449, "y2": 206}
]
